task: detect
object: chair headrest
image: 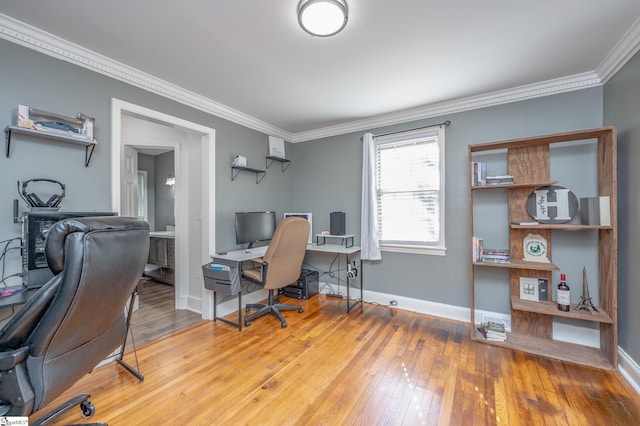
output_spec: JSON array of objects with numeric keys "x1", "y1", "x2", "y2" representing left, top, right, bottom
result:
[{"x1": 45, "y1": 216, "x2": 149, "y2": 275}]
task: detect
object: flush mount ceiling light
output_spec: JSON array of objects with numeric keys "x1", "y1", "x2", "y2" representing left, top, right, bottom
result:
[{"x1": 298, "y1": 0, "x2": 348, "y2": 37}]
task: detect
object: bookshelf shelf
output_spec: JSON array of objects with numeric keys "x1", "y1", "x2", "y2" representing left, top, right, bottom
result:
[
  {"x1": 473, "y1": 259, "x2": 560, "y2": 271},
  {"x1": 469, "y1": 126, "x2": 618, "y2": 369}
]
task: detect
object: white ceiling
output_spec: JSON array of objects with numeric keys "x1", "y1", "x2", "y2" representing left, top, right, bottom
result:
[{"x1": 1, "y1": 1, "x2": 640, "y2": 141}]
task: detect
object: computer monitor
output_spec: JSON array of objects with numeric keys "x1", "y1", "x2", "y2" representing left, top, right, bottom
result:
[{"x1": 235, "y1": 211, "x2": 277, "y2": 249}]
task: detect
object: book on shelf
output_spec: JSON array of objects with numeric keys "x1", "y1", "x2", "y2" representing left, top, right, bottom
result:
[
  {"x1": 477, "y1": 321, "x2": 507, "y2": 341},
  {"x1": 510, "y1": 220, "x2": 539, "y2": 226},
  {"x1": 580, "y1": 197, "x2": 599, "y2": 225},
  {"x1": 599, "y1": 196, "x2": 611, "y2": 226},
  {"x1": 538, "y1": 278, "x2": 549, "y2": 301},
  {"x1": 485, "y1": 175, "x2": 514, "y2": 185},
  {"x1": 472, "y1": 236, "x2": 484, "y2": 262},
  {"x1": 481, "y1": 248, "x2": 510, "y2": 264},
  {"x1": 580, "y1": 196, "x2": 611, "y2": 226},
  {"x1": 471, "y1": 161, "x2": 487, "y2": 186}
]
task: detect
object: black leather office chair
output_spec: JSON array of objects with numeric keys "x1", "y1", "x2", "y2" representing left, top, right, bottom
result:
[
  {"x1": 0, "y1": 216, "x2": 149, "y2": 425},
  {"x1": 242, "y1": 217, "x2": 310, "y2": 328}
]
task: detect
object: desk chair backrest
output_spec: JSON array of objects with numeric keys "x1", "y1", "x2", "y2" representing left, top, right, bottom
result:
[
  {"x1": 0, "y1": 216, "x2": 149, "y2": 414},
  {"x1": 261, "y1": 217, "x2": 310, "y2": 290}
]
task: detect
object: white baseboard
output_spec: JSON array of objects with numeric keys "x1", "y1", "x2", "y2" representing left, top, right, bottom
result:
[{"x1": 619, "y1": 348, "x2": 640, "y2": 395}]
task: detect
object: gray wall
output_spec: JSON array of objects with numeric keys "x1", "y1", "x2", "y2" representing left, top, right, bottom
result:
[
  {"x1": 138, "y1": 153, "x2": 156, "y2": 231},
  {"x1": 291, "y1": 88, "x2": 604, "y2": 308},
  {"x1": 604, "y1": 50, "x2": 640, "y2": 363},
  {"x1": 0, "y1": 38, "x2": 293, "y2": 286},
  {"x1": 154, "y1": 151, "x2": 175, "y2": 231}
]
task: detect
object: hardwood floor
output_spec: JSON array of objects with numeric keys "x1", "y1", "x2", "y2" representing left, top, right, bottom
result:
[
  {"x1": 32, "y1": 294, "x2": 640, "y2": 425},
  {"x1": 129, "y1": 279, "x2": 202, "y2": 348}
]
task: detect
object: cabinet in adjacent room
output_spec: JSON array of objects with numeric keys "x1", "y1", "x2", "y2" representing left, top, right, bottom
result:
[{"x1": 146, "y1": 235, "x2": 175, "y2": 285}]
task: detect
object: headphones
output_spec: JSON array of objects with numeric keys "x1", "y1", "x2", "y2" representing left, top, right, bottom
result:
[
  {"x1": 347, "y1": 260, "x2": 358, "y2": 279},
  {"x1": 18, "y1": 179, "x2": 66, "y2": 209}
]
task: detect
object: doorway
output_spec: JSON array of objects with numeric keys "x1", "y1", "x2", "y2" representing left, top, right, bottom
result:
[{"x1": 110, "y1": 99, "x2": 216, "y2": 319}]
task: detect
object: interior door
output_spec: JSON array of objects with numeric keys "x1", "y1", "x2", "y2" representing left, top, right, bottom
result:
[{"x1": 122, "y1": 145, "x2": 138, "y2": 218}]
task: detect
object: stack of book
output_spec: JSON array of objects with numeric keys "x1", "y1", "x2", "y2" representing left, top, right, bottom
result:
[
  {"x1": 477, "y1": 321, "x2": 507, "y2": 341},
  {"x1": 485, "y1": 174, "x2": 514, "y2": 185},
  {"x1": 481, "y1": 248, "x2": 510, "y2": 264}
]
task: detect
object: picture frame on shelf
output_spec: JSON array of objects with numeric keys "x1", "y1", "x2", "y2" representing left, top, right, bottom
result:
[{"x1": 519, "y1": 277, "x2": 539, "y2": 301}]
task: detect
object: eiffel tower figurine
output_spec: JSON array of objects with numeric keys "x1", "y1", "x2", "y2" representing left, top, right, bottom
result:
[{"x1": 575, "y1": 266, "x2": 599, "y2": 314}]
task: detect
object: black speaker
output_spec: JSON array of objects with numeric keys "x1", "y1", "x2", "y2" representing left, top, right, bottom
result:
[{"x1": 330, "y1": 211, "x2": 345, "y2": 235}]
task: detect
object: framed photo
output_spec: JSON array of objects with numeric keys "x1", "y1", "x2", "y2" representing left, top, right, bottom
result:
[
  {"x1": 519, "y1": 277, "x2": 539, "y2": 301},
  {"x1": 283, "y1": 213, "x2": 312, "y2": 243}
]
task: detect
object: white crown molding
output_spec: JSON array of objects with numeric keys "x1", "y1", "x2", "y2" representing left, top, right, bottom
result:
[
  {"x1": 597, "y1": 16, "x2": 640, "y2": 84},
  {"x1": 0, "y1": 13, "x2": 293, "y2": 141},
  {"x1": 1, "y1": 12, "x2": 638, "y2": 144},
  {"x1": 292, "y1": 72, "x2": 602, "y2": 142}
]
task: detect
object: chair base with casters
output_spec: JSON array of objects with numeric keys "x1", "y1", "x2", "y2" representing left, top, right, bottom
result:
[
  {"x1": 245, "y1": 289, "x2": 304, "y2": 328},
  {"x1": 31, "y1": 393, "x2": 105, "y2": 426}
]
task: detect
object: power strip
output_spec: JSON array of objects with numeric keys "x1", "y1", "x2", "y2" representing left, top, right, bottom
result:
[{"x1": 326, "y1": 293, "x2": 344, "y2": 299}]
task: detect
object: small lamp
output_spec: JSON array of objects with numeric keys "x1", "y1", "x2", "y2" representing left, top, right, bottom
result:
[
  {"x1": 165, "y1": 174, "x2": 175, "y2": 186},
  {"x1": 298, "y1": 0, "x2": 348, "y2": 37}
]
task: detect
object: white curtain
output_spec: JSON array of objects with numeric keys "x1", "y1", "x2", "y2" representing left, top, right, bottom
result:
[{"x1": 361, "y1": 133, "x2": 382, "y2": 260}]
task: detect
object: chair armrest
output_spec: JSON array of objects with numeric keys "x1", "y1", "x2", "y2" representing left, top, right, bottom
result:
[
  {"x1": 0, "y1": 278, "x2": 58, "y2": 349},
  {"x1": 0, "y1": 347, "x2": 29, "y2": 370}
]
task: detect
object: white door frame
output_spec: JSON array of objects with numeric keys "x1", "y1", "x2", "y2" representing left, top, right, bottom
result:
[{"x1": 111, "y1": 98, "x2": 216, "y2": 318}]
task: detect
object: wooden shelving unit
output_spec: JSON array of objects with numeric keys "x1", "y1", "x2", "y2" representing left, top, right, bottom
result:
[{"x1": 469, "y1": 126, "x2": 618, "y2": 370}]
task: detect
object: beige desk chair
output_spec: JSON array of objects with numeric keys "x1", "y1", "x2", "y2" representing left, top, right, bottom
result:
[{"x1": 242, "y1": 217, "x2": 310, "y2": 328}]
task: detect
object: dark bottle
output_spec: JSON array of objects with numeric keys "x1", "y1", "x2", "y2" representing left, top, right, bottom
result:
[{"x1": 557, "y1": 273, "x2": 570, "y2": 312}]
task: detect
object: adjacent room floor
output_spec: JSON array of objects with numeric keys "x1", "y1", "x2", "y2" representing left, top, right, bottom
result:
[{"x1": 128, "y1": 279, "x2": 202, "y2": 348}]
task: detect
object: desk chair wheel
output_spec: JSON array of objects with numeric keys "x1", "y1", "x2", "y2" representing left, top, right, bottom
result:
[
  {"x1": 245, "y1": 318, "x2": 251, "y2": 327},
  {"x1": 298, "y1": 307, "x2": 304, "y2": 313},
  {"x1": 281, "y1": 321, "x2": 287, "y2": 328},
  {"x1": 80, "y1": 400, "x2": 96, "y2": 418}
]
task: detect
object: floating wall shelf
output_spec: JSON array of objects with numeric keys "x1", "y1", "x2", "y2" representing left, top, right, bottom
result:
[
  {"x1": 5, "y1": 125, "x2": 97, "y2": 167},
  {"x1": 265, "y1": 156, "x2": 291, "y2": 172},
  {"x1": 231, "y1": 166, "x2": 266, "y2": 184}
]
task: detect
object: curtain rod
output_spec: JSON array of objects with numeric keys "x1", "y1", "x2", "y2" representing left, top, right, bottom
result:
[{"x1": 360, "y1": 120, "x2": 451, "y2": 141}]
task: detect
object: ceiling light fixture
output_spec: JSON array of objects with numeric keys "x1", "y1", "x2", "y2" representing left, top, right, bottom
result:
[{"x1": 298, "y1": 0, "x2": 348, "y2": 37}]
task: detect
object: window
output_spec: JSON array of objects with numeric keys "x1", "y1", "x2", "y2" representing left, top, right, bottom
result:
[
  {"x1": 375, "y1": 127, "x2": 445, "y2": 254},
  {"x1": 137, "y1": 170, "x2": 148, "y2": 221}
]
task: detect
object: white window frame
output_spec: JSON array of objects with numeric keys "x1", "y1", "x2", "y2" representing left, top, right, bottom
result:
[
  {"x1": 375, "y1": 127, "x2": 446, "y2": 256},
  {"x1": 137, "y1": 170, "x2": 148, "y2": 222}
]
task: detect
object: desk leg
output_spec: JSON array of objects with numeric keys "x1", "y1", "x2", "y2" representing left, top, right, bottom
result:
[
  {"x1": 214, "y1": 290, "x2": 243, "y2": 331},
  {"x1": 116, "y1": 291, "x2": 144, "y2": 382}
]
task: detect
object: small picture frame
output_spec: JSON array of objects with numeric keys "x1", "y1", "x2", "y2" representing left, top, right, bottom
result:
[{"x1": 519, "y1": 277, "x2": 539, "y2": 301}]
